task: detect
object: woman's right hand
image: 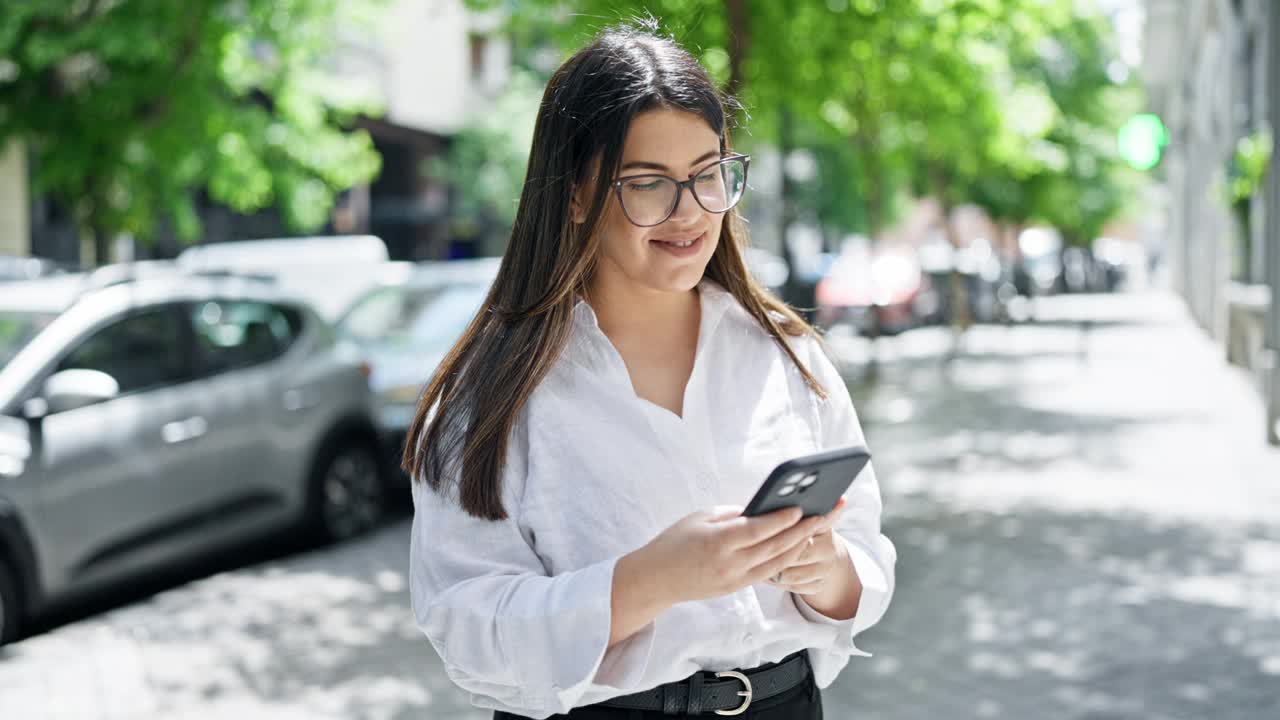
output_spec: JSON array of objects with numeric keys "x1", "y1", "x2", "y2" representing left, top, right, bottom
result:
[{"x1": 636, "y1": 505, "x2": 827, "y2": 606}]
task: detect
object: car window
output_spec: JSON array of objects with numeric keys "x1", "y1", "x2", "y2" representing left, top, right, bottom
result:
[
  {"x1": 339, "y1": 287, "x2": 443, "y2": 343},
  {"x1": 57, "y1": 307, "x2": 187, "y2": 394},
  {"x1": 190, "y1": 301, "x2": 300, "y2": 375},
  {"x1": 339, "y1": 284, "x2": 487, "y2": 353},
  {"x1": 0, "y1": 310, "x2": 59, "y2": 367}
]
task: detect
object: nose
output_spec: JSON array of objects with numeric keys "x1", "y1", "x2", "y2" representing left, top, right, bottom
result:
[{"x1": 667, "y1": 182, "x2": 704, "y2": 225}]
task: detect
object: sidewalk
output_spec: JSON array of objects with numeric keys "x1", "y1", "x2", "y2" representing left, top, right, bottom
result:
[
  {"x1": 835, "y1": 291, "x2": 1280, "y2": 720},
  {"x1": 1, "y1": 291, "x2": 1278, "y2": 719}
]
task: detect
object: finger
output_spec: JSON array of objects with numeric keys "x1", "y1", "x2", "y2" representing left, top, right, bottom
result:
[
  {"x1": 742, "y1": 514, "x2": 824, "y2": 566},
  {"x1": 816, "y1": 500, "x2": 848, "y2": 531},
  {"x1": 803, "y1": 531, "x2": 838, "y2": 553},
  {"x1": 776, "y1": 562, "x2": 826, "y2": 586},
  {"x1": 722, "y1": 506, "x2": 804, "y2": 549},
  {"x1": 785, "y1": 537, "x2": 819, "y2": 567},
  {"x1": 780, "y1": 578, "x2": 826, "y2": 595},
  {"x1": 783, "y1": 538, "x2": 832, "y2": 566},
  {"x1": 749, "y1": 529, "x2": 816, "y2": 582},
  {"x1": 747, "y1": 532, "x2": 803, "y2": 584}
]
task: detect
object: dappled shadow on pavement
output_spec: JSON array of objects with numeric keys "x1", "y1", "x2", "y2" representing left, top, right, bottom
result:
[
  {"x1": 821, "y1": 292, "x2": 1280, "y2": 719},
  {"x1": 831, "y1": 503, "x2": 1280, "y2": 720},
  {"x1": 127, "y1": 521, "x2": 479, "y2": 720},
  {"x1": 0, "y1": 519, "x2": 485, "y2": 720},
  {"x1": 859, "y1": 374, "x2": 1210, "y2": 477}
]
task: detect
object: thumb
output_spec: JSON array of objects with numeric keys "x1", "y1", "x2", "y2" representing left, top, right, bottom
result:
[
  {"x1": 831, "y1": 497, "x2": 848, "y2": 517},
  {"x1": 818, "y1": 498, "x2": 848, "y2": 530}
]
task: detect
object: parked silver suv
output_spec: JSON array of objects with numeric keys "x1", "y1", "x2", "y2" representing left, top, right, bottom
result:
[{"x1": 0, "y1": 264, "x2": 388, "y2": 644}]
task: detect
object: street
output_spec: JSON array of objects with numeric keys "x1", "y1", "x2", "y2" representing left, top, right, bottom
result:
[{"x1": 2, "y1": 291, "x2": 1278, "y2": 720}]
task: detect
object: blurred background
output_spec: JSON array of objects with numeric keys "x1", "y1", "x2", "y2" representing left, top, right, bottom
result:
[{"x1": 1, "y1": 1, "x2": 1279, "y2": 718}]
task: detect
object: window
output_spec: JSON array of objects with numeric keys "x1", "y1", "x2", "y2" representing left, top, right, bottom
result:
[
  {"x1": 0, "y1": 310, "x2": 58, "y2": 366},
  {"x1": 58, "y1": 307, "x2": 187, "y2": 394},
  {"x1": 468, "y1": 33, "x2": 487, "y2": 80},
  {"x1": 338, "y1": 283, "x2": 487, "y2": 354},
  {"x1": 190, "y1": 301, "x2": 301, "y2": 375}
]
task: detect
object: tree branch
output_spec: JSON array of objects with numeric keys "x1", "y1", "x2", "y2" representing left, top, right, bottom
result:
[
  {"x1": 139, "y1": 7, "x2": 209, "y2": 127},
  {"x1": 723, "y1": 0, "x2": 750, "y2": 100},
  {"x1": 10, "y1": 0, "x2": 109, "y2": 60}
]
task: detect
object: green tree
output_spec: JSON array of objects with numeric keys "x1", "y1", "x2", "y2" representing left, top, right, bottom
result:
[
  {"x1": 0, "y1": 0, "x2": 384, "y2": 264},
  {"x1": 426, "y1": 69, "x2": 543, "y2": 255},
  {"x1": 997, "y1": 6, "x2": 1144, "y2": 250},
  {"x1": 472, "y1": 0, "x2": 1139, "y2": 300}
]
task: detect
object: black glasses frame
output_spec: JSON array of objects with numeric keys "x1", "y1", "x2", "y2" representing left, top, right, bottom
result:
[{"x1": 610, "y1": 154, "x2": 751, "y2": 228}]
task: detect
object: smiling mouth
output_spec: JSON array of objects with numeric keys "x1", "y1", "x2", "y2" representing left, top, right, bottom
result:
[{"x1": 650, "y1": 232, "x2": 704, "y2": 248}]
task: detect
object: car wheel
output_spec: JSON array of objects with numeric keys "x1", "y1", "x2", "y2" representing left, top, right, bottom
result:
[
  {"x1": 0, "y1": 558, "x2": 20, "y2": 646},
  {"x1": 309, "y1": 441, "x2": 384, "y2": 543}
]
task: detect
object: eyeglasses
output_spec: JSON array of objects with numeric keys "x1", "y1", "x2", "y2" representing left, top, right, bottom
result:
[{"x1": 610, "y1": 154, "x2": 750, "y2": 227}]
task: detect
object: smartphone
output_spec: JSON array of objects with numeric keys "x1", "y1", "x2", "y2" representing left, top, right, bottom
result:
[{"x1": 742, "y1": 446, "x2": 872, "y2": 518}]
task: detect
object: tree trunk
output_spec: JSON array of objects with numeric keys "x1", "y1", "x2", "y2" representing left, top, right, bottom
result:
[
  {"x1": 864, "y1": 166, "x2": 884, "y2": 244},
  {"x1": 854, "y1": 111, "x2": 883, "y2": 240},
  {"x1": 81, "y1": 178, "x2": 112, "y2": 266},
  {"x1": 853, "y1": 99, "x2": 884, "y2": 351},
  {"x1": 941, "y1": 209, "x2": 971, "y2": 331},
  {"x1": 778, "y1": 107, "x2": 806, "y2": 313},
  {"x1": 90, "y1": 218, "x2": 110, "y2": 267},
  {"x1": 723, "y1": 0, "x2": 750, "y2": 101},
  {"x1": 932, "y1": 166, "x2": 970, "y2": 351}
]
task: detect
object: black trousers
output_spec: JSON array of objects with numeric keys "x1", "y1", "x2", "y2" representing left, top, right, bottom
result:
[{"x1": 493, "y1": 667, "x2": 822, "y2": 720}]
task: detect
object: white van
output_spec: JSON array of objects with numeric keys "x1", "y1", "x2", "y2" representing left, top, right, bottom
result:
[{"x1": 177, "y1": 236, "x2": 392, "y2": 320}]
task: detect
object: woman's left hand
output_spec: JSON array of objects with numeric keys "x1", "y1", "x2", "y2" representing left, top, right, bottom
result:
[{"x1": 765, "y1": 498, "x2": 848, "y2": 596}]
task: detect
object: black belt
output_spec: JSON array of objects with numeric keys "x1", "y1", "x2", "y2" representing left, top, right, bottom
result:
[{"x1": 596, "y1": 651, "x2": 811, "y2": 716}]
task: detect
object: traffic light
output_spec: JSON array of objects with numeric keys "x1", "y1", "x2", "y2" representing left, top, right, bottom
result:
[{"x1": 1117, "y1": 113, "x2": 1169, "y2": 170}]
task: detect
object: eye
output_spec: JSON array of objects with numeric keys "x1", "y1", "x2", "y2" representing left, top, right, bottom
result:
[
  {"x1": 695, "y1": 169, "x2": 719, "y2": 184},
  {"x1": 624, "y1": 179, "x2": 664, "y2": 192}
]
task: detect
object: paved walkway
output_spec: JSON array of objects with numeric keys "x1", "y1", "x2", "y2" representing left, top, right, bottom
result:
[
  {"x1": 830, "y1": 292, "x2": 1280, "y2": 720},
  {"x1": 2, "y1": 291, "x2": 1278, "y2": 719}
]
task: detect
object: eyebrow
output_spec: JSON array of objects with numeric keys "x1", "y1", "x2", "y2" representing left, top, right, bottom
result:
[{"x1": 620, "y1": 150, "x2": 721, "y2": 173}]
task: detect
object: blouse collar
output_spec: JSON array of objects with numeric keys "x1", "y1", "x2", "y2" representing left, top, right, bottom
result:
[{"x1": 567, "y1": 278, "x2": 741, "y2": 376}]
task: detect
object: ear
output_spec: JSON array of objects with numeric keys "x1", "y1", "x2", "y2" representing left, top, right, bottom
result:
[{"x1": 569, "y1": 185, "x2": 587, "y2": 224}]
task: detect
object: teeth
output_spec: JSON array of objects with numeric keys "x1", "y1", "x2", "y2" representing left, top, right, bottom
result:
[{"x1": 660, "y1": 237, "x2": 697, "y2": 248}]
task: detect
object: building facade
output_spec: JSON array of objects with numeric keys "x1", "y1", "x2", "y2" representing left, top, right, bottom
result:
[
  {"x1": 1144, "y1": 0, "x2": 1280, "y2": 443},
  {"x1": 0, "y1": 142, "x2": 28, "y2": 257},
  {"x1": 335, "y1": 0, "x2": 510, "y2": 261}
]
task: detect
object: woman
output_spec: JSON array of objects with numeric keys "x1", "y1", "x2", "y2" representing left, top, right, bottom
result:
[{"x1": 406, "y1": 22, "x2": 896, "y2": 720}]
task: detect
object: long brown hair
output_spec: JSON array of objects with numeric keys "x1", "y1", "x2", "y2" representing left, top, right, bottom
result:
[{"x1": 403, "y1": 22, "x2": 827, "y2": 520}]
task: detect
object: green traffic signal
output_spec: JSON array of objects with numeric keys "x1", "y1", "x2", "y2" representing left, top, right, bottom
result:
[{"x1": 1118, "y1": 113, "x2": 1169, "y2": 170}]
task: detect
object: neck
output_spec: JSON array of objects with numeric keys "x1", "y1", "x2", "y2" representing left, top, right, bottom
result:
[{"x1": 584, "y1": 274, "x2": 701, "y2": 338}]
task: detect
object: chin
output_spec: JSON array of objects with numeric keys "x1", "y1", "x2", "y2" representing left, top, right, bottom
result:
[
  {"x1": 649, "y1": 259, "x2": 714, "y2": 293},
  {"x1": 652, "y1": 276, "x2": 704, "y2": 294}
]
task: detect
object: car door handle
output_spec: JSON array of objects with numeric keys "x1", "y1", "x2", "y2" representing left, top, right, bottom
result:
[{"x1": 162, "y1": 416, "x2": 208, "y2": 444}]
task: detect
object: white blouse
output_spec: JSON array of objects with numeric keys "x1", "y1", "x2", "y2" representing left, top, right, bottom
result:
[{"x1": 410, "y1": 279, "x2": 897, "y2": 718}]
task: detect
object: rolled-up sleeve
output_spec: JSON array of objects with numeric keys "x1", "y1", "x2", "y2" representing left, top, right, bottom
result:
[
  {"x1": 793, "y1": 338, "x2": 898, "y2": 686},
  {"x1": 409, "y1": 417, "x2": 649, "y2": 717}
]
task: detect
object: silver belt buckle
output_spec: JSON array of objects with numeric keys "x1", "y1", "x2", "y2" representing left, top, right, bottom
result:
[{"x1": 713, "y1": 670, "x2": 752, "y2": 716}]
